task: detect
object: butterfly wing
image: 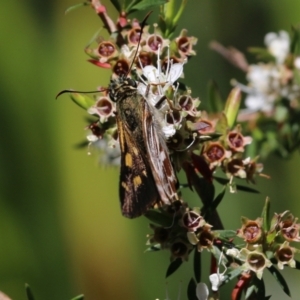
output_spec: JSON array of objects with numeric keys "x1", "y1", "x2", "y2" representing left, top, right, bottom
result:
[
  {"x1": 143, "y1": 101, "x2": 178, "y2": 204},
  {"x1": 116, "y1": 97, "x2": 161, "y2": 218}
]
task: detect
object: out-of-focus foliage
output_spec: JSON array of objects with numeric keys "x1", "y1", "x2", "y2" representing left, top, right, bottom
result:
[{"x1": 1, "y1": 0, "x2": 300, "y2": 299}]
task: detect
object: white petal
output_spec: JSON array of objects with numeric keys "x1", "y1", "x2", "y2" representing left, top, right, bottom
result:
[
  {"x1": 87, "y1": 107, "x2": 98, "y2": 115},
  {"x1": 245, "y1": 94, "x2": 266, "y2": 111},
  {"x1": 142, "y1": 66, "x2": 160, "y2": 83},
  {"x1": 162, "y1": 124, "x2": 176, "y2": 138},
  {"x1": 137, "y1": 82, "x2": 147, "y2": 96},
  {"x1": 209, "y1": 273, "x2": 225, "y2": 291},
  {"x1": 167, "y1": 63, "x2": 183, "y2": 83},
  {"x1": 196, "y1": 283, "x2": 209, "y2": 300},
  {"x1": 86, "y1": 134, "x2": 98, "y2": 142},
  {"x1": 294, "y1": 57, "x2": 300, "y2": 69}
]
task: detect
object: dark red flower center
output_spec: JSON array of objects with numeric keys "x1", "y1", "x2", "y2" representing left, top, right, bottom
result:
[
  {"x1": 98, "y1": 42, "x2": 115, "y2": 57},
  {"x1": 206, "y1": 144, "x2": 225, "y2": 162},
  {"x1": 128, "y1": 28, "x2": 142, "y2": 44},
  {"x1": 177, "y1": 37, "x2": 190, "y2": 53},
  {"x1": 113, "y1": 59, "x2": 129, "y2": 76},
  {"x1": 228, "y1": 132, "x2": 244, "y2": 149},
  {"x1": 147, "y1": 35, "x2": 163, "y2": 51}
]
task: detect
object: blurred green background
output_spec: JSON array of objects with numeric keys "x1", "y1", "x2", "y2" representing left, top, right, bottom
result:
[{"x1": 1, "y1": 0, "x2": 300, "y2": 299}]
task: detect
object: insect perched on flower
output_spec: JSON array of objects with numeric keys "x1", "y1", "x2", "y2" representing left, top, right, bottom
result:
[
  {"x1": 109, "y1": 74, "x2": 179, "y2": 218},
  {"x1": 107, "y1": 15, "x2": 182, "y2": 218},
  {"x1": 57, "y1": 12, "x2": 182, "y2": 218}
]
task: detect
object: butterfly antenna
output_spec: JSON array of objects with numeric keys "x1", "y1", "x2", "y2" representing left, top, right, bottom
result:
[{"x1": 126, "y1": 11, "x2": 153, "y2": 76}]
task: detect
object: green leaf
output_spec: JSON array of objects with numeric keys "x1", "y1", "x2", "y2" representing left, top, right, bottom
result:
[
  {"x1": 248, "y1": 47, "x2": 275, "y2": 62},
  {"x1": 211, "y1": 187, "x2": 226, "y2": 211},
  {"x1": 213, "y1": 177, "x2": 260, "y2": 194},
  {"x1": 85, "y1": 28, "x2": 103, "y2": 50},
  {"x1": 294, "y1": 260, "x2": 300, "y2": 270},
  {"x1": 222, "y1": 267, "x2": 244, "y2": 285},
  {"x1": 193, "y1": 248, "x2": 201, "y2": 283},
  {"x1": 261, "y1": 197, "x2": 270, "y2": 232},
  {"x1": 70, "y1": 295, "x2": 84, "y2": 300},
  {"x1": 110, "y1": 0, "x2": 122, "y2": 12},
  {"x1": 268, "y1": 265, "x2": 291, "y2": 297},
  {"x1": 235, "y1": 185, "x2": 260, "y2": 193},
  {"x1": 245, "y1": 276, "x2": 266, "y2": 299},
  {"x1": 266, "y1": 230, "x2": 277, "y2": 245},
  {"x1": 166, "y1": 258, "x2": 182, "y2": 278},
  {"x1": 201, "y1": 187, "x2": 225, "y2": 229},
  {"x1": 171, "y1": 0, "x2": 187, "y2": 33},
  {"x1": 245, "y1": 284, "x2": 256, "y2": 299},
  {"x1": 144, "y1": 209, "x2": 174, "y2": 227},
  {"x1": 127, "y1": 0, "x2": 168, "y2": 14},
  {"x1": 207, "y1": 80, "x2": 224, "y2": 113},
  {"x1": 291, "y1": 26, "x2": 300, "y2": 55},
  {"x1": 214, "y1": 229, "x2": 236, "y2": 240},
  {"x1": 192, "y1": 175, "x2": 215, "y2": 206},
  {"x1": 210, "y1": 245, "x2": 228, "y2": 266},
  {"x1": 25, "y1": 284, "x2": 35, "y2": 300},
  {"x1": 187, "y1": 278, "x2": 197, "y2": 300},
  {"x1": 65, "y1": 2, "x2": 89, "y2": 14},
  {"x1": 74, "y1": 140, "x2": 89, "y2": 149}
]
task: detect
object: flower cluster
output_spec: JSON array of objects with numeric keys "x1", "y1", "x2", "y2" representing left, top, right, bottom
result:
[
  {"x1": 72, "y1": 5, "x2": 201, "y2": 168},
  {"x1": 70, "y1": 4, "x2": 264, "y2": 192},
  {"x1": 146, "y1": 201, "x2": 215, "y2": 261},
  {"x1": 60, "y1": 1, "x2": 300, "y2": 299},
  {"x1": 211, "y1": 29, "x2": 300, "y2": 159},
  {"x1": 224, "y1": 204, "x2": 300, "y2": 280}
]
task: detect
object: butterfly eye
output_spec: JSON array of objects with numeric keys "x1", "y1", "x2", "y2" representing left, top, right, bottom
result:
[
  {"x1": 127, "y1": 78, "x2": 137, "y2": 87},
  {"x1": 109, "y1": 89, "x2": 116, "y2": 102}
]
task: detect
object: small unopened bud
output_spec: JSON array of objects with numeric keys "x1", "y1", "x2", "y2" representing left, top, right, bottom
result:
[
  {"x1": 224, "y1": 87, "x2": 241, "y2": 128},
  {"x1": 70, "y1": 93, "x2": 95, "y2": 110}
]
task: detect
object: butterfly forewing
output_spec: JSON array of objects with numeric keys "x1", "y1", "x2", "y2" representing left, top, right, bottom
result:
[
  {"x1": 116, "y1": 95, "x2": 161, "y2": 218},
  {"x1": 110, "y1": 77, "x2": 177, "y2": 218},
  {"x1": 143, "y1": 101, "x2": 178, "y2": 203}
]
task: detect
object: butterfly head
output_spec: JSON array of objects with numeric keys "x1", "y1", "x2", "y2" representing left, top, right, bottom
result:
[{"x1": 109, "y1": 76, "x2": 138, "y2": 102}]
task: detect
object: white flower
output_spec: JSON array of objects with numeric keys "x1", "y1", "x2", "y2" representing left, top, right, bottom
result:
[
  {"x1": 142, "y1": 63, "x2": 183, "y2": 87},
  {"x1": 247, "y1": 64, "x2": 280, "y2": 94},
  {"x1": 86, "y1": 134, "x2": 99, "y2": 143},
  {"x1": 121, "y1": 44, "x2": 137, "y2": 60},
  {"x1": 264, "y1": 30, "x2": 290, "y2": 64},
  {"x1": 235, "y1": 64, "x2": 280, "y2": 113},
  {"x1": 244, "y1": 93, "x2": 274, "y2": 113},
  {"x1": 87, "y1": 136, "x2": 121, "y2": 165},
  {"x1": 137, "y1": 46, "x2": 186, "y2": 139},
  {"x1": 137, "y1": 46, "x2": 185, "y2": 106}
]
